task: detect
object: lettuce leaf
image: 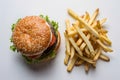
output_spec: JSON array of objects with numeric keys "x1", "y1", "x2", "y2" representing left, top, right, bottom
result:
[
  {"x1": 11, "y1": 18, "x2": 21, "y2": 32},
  {"x1": 10, "y1": 45, "x2": 16, "y2": 52},
  {"x1": 40, "y1": 14, "x2": 59, "y2": 32},
  {"x1": 10, "y1": 18, "x2": 21, "y2": 52}
]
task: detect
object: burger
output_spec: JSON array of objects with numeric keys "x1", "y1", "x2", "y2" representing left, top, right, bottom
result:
[{"x1": 10, "y1": 15, "x2": 60, "y2": 64}]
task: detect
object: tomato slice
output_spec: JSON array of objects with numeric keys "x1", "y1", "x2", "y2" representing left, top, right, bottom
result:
[{"x1": 49, "y1": 33, "x2": 56, "y2": 47}]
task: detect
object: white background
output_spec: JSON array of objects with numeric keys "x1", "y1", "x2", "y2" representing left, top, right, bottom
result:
[{"x1": 0, "y1": 0, "x2": 120, "y2": 80}]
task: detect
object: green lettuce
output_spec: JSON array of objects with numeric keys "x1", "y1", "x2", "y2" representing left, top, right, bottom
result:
[
  {"x1": 10, "y1": 18, "x2": 21, "y2": 52},
  {"x1": 40, "y1": 14, "x2": 58, "y2": 32}
]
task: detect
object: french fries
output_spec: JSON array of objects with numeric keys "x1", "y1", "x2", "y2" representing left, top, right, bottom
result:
[
  {"x1": 73, "y1": 21, "x2": 94, "y2": 53},
  {"x1": 64, "y1": 8, "x2": 113, "y2": 72},
  {"x1": 68, "y1": 8, "x2": 99, "y2": 38}
]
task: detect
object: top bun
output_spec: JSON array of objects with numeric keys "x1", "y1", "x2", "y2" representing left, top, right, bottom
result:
[{"x1": 12, "y1": 16, "x2": 51, "y2": 56}]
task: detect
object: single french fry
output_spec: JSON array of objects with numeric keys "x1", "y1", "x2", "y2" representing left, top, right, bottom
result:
[
  {"x1": 67, "y1": 55, "x2": 78, "y2": 72},
  {"x1": 100, "y1": 35, "x2": 112, "y2": 45},
  {"x1": 93, "y1": 47, "x2": 101, "y2": 61},
  {"x1": 64, "y1": 50, "x2": 70, "y2": 65},
  {"x1": 70, "y1": 46, "x2": 75, "y2": 59},
  {"x1": 84, "y1": 63, "x2": 90, "y2": 73},
  {"x1": 83, "y1": 13, "x2": 87, "y2": 20},
  {"x1": 88, "y1": 8, "x2": 99, "y2": 25},
  {"x1": 92, "y1": 49, "x2": 98, "y2": 67},
  {"x1": 95, "y1": 20, "x2": 101, "y2": 30},
  {"x1": 80, "y1": 42, "x2": 86, "y2": 51},
  {"x1": 100, "y1": 54, "x2": 110, "y2": 62},
  {"x1": 85, "y1": 47, "x2": 90, "y2": 57},
  {"x1": 96, "y1": 40, "x2": 113, "y2": 52},
  {"x1": 64, "y1": 32, "x2": 71, "y2": 55},
  {"x1": 65, "y1": 19, "x2": 71, "y2": 31},
  {"x1": 76, "y1": 38, "x2": 83, "y2": 46},
  {"x1": 92, "y1": 63, "x2": 96, "y2": 68},
  {"x1": 85, "y1": 11, "x2": 90, "y2": 22},
  {"x1": 100, "y1": 18, "x2": 107, "y2": 25},
  {"x1": 92, "y1": 21, "x2": 98, "y2": 28}
]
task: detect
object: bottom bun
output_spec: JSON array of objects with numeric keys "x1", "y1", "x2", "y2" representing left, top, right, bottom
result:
[{"x1": 22, "y1": 31, "x2": 61, "y2": 64}]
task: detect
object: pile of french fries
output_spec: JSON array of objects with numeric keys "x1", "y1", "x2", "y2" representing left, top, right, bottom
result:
[{"x1": 64, "y1": 8, "x2": 113, "y2": 72}]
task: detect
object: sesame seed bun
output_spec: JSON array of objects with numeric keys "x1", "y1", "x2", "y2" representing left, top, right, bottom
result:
[{"x1": 12, "y1": 16, "x2": 51, "y2": 56}]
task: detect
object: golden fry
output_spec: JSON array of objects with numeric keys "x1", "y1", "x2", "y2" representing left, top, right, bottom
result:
[
  {"x1": 96, "y1": 40, "x2": 113, "y2": 52},
  {"x1": 85, "y1": 11, "x2": 90, "y2": 22},
  {"x1": 76, "y1": 38, "x2": 83, "y2": 46},
  {"x1": 80, "y1": 42, "x2": 86, "y2": 51},
  {"x1": 100, "y1": 54, "x2": 110, "y2": 62},
  {"x1": 67, "y1": 55, "x2": 78, "y2": 72},
  {"x1": 65, "y1": 19, "x2": 71, "y2": 31},
  {"x1": 64, "y1": 50, "x2": 70, "y2": 65},
  {"x1": 93, "y1": 47, "x2": 101, "y2": 61},
  {"x1": 100, "y1": 18, "x2": 107, "y2": 25},
  {"x1": 64, "y1": 32, "x2": 71, "y2": 55},
  {"x1": 70, "y1": 46, "x2": 75, "y2": 59},
  {"x1": 85, "y1": 47, "x2": 90, "y2": 57},
  {"x1": 100, "y1": 35, "x2": 112, "y2": 45},
  {"x1": 88, "y1": 8, "x2": 99, "y2": 25},
  {"x1": 84, "y1": 63, "x2": 90, "y2": 73}
]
